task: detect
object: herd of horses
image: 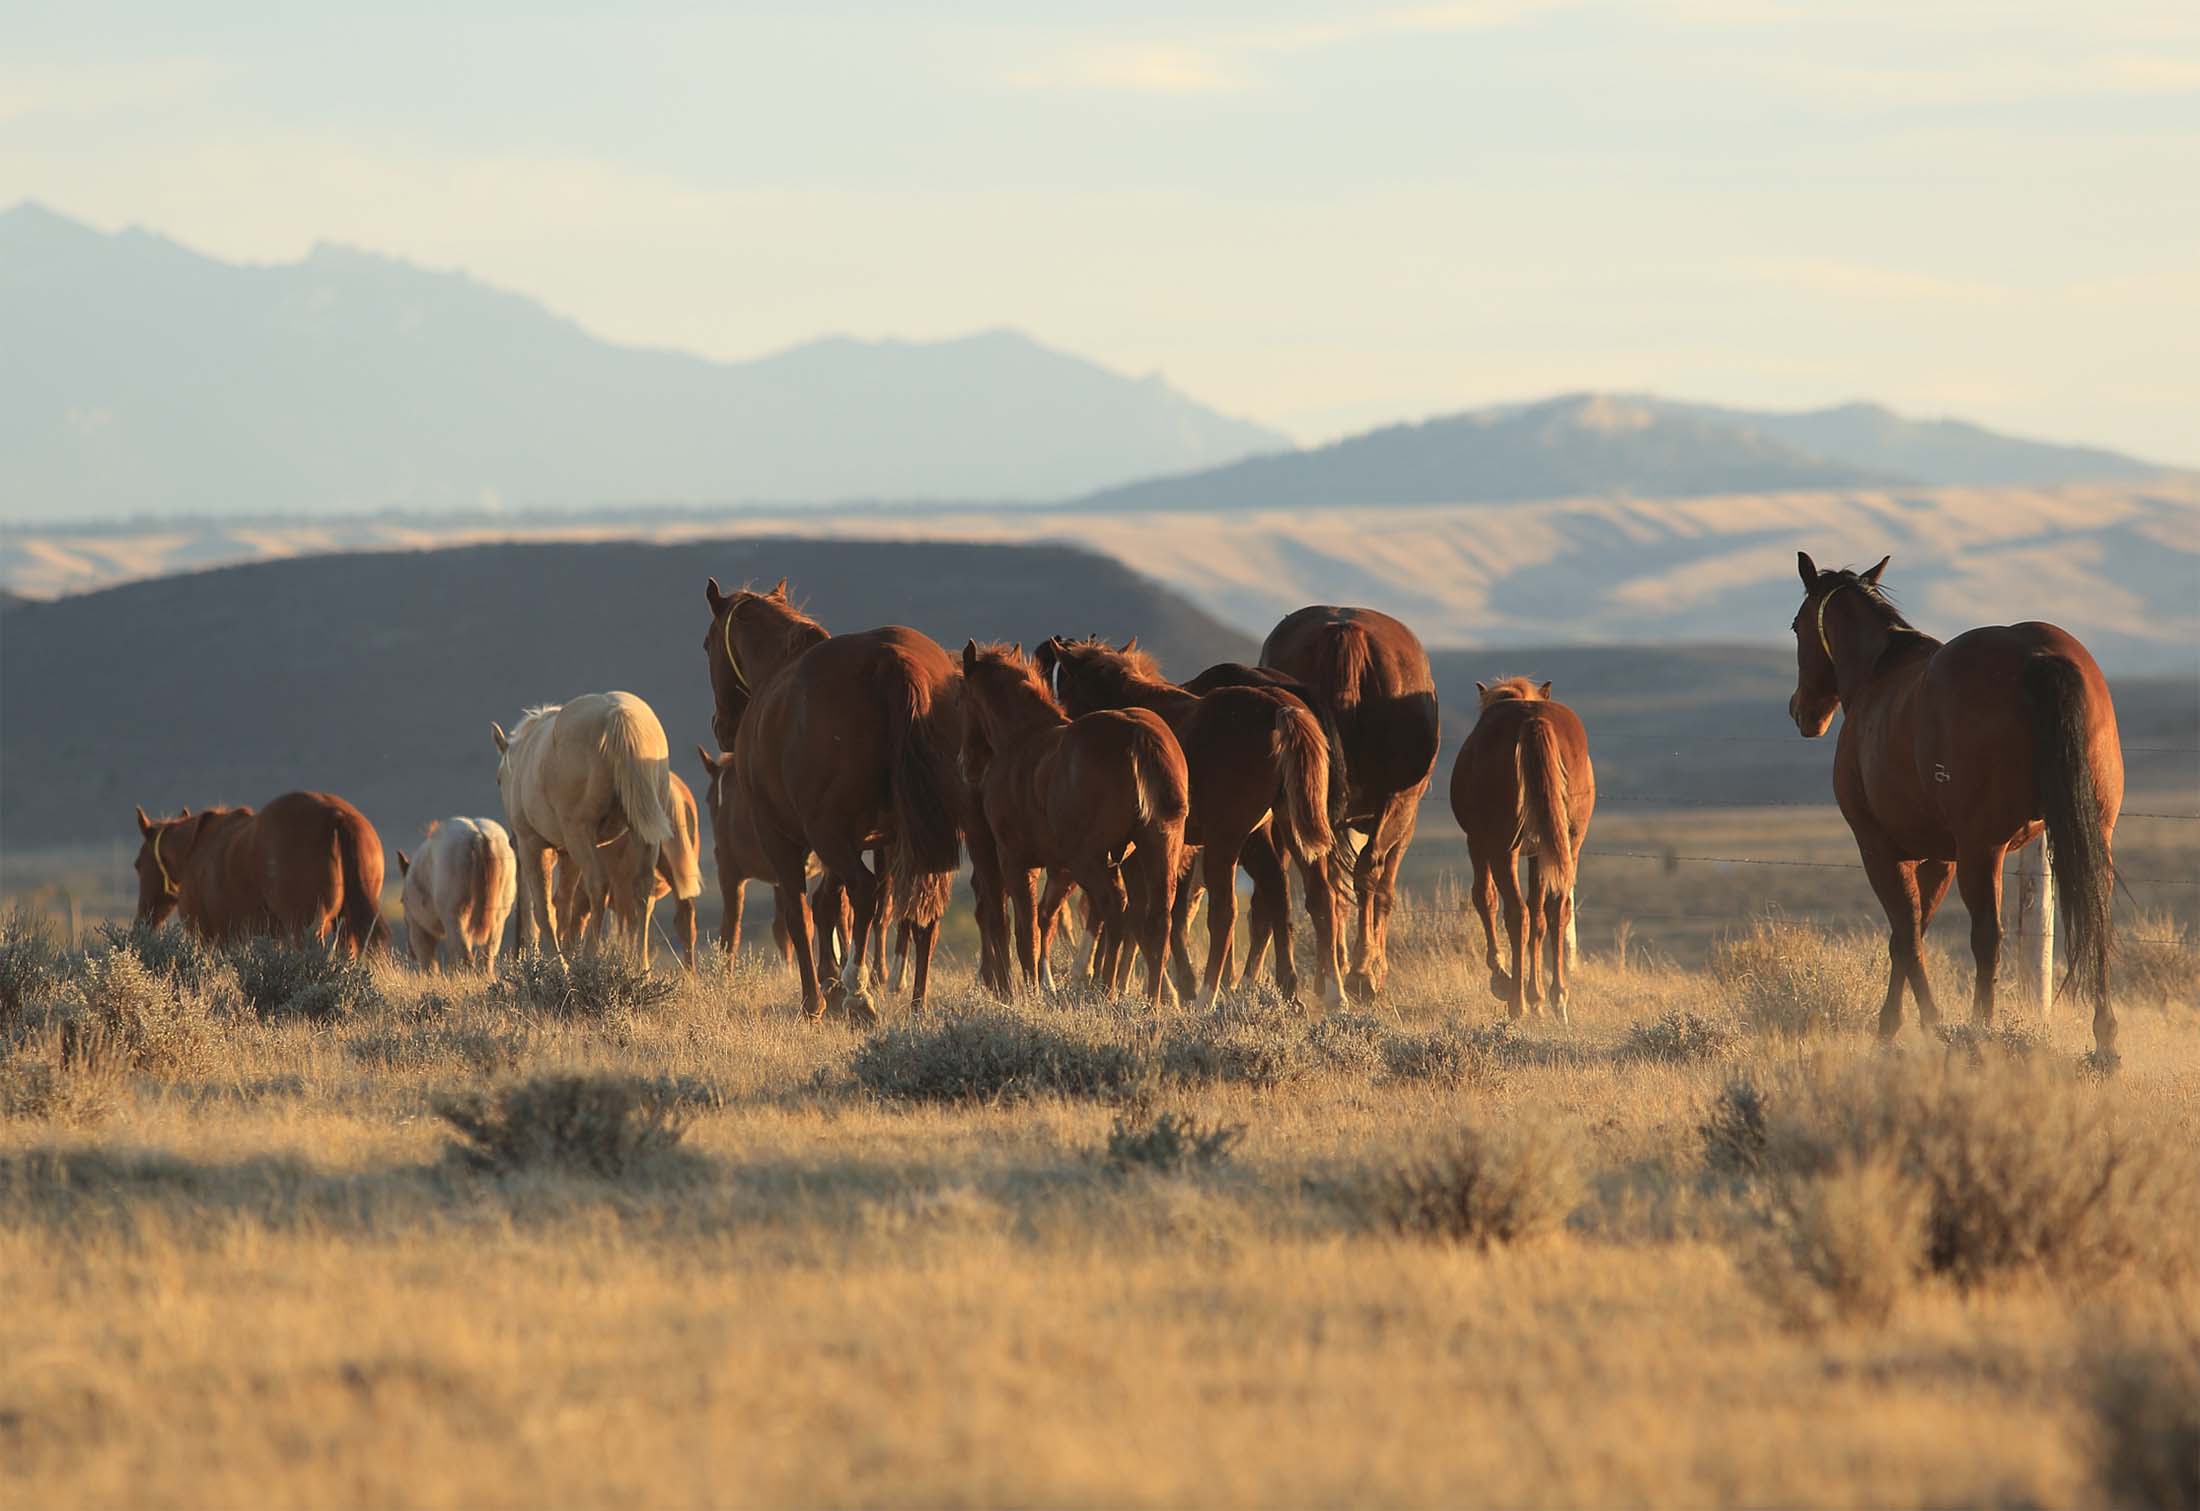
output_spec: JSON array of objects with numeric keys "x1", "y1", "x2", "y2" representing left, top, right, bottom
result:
[{"x1": 127, "y1": 551, "x2": 2131, "y2": 1061}]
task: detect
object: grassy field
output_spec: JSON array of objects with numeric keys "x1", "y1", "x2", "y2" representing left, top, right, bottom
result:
[{"x1": 3, "y1": 892, "x2": 2197, "y2": 1509}]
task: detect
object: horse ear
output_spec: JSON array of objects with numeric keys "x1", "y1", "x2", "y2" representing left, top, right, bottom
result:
[
  {"x1": 1797, "y1": 551, "x2": 1819, "y2": 587},
  {"x1": 1122, "y1": 635, "x2": 1139, "y2": 654},
  {"x1": 1474, "y1": 681, "x2": 1487, "y2": 697},
  {"x1": 1538, "y1": 680, "x2": 1554, "y2": 700},
  {"x1": 962, "y1": 639, "x2": 978, "y2": 673},
  {"x1": 770, "y1": 577, "x2": 789, "y2": 599},
  {"x1": 1861, "y1": 554, "x2": 1890, "y2": 586},
  {"x1": 397, "y1": 850, "x2": 411, "y2": 876},
  {"x1": 490, "y1": 722, "x2": 509, "y2": 754},
  {"x1": 695, "y1": 743, "x2": 714, "y2": 775},
  {"x1": 705, "y1": 576, "x2": 727, "y2": 612},
  {"x1": 136, "y1": 804, "x2": 153, "y2": 835}
]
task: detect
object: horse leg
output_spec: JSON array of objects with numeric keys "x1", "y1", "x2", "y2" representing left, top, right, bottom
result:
[
  {"x1": 1167, "y1": 855, "x2": 1202, "y2": 1000},
  {"x1": 1522, "y1": 855, "x2": 1548, "y2": 1013},
  {"x1": 1036, "y1": 870, "x2": 1075, "y2": 993},
  {"x1": 907, "y1": 919, "x2": 938, "y2": 1012},
  {"x1": 673, "y1": 896, "x2": 696, "y2": 972},
  {"x1": 722, "y1": 877, "x2": 745, "y2": 957},
  {"x1": 1364, "y1": 793, "x2": 1421, "y2": 997},
  {"x1": 818, "y1": 850, "x2": 882, "y2": 1023},
  {"x1": 1546, "y1": 870, "x2": 1574, "y2": 1024},
  {"x1": 1294, "y1": 847, "x2": 1343, "y2": 1008},
  {"x1": 514, "y1": 832, "x2": 559, "y2": 957},
  {"x1": 1469, "y1": 852, "x2": 1508, "y2": 1002},
  {"x1": 868, "y1": 852, "x2": 891, "y2": 990},
  {"x1": 1008, "y1": 866, "x2": 1041, "y2": 994},
  {"x1": 1913, "y1": 859, "x2": 1954, "y2": 1025},
  {"x1": 1241, "y1": 829, "x2": 1294, "y2": 1000},
  {"x1": 1196, "y1": 843, "x2": 1243, "y2": 1006},
  {"x1": 1855, "y1": 836, "x2": 1930, "y2": 1038},
  {"x1": 1954, "y1": 846, "x2": 2007, "y2": 1025},
  {"x1": 1492, "y1": 852, "x2": 1528, "y2": 1020}
]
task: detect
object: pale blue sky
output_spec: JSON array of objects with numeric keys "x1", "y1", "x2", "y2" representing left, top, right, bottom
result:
[{"x1": 6, "y1": 0, "x2": 2197, "y2": 461}]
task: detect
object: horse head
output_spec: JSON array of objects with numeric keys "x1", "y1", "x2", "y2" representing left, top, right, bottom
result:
[
  {"x1": 1788, "y1": 551, "x2": 1889, "y2": 737},
  {"x1": 131, "y1": 804, "x2": 202, "y2": 925}
]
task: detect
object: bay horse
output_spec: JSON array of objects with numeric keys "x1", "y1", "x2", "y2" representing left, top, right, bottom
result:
[
  {"x1": 491, "y1": 691, "x2": 677, "y2": 967},
  {"x1": 709, "y1": 583, "x2": 965, "y2": 1021},
  {"x1": 398, "y1": 817, "x2": 517, "y2": 975},
  {"x1": 1260, "y1": 605, "x2": 1441, "y2": 999},
  {"x1": 960, "y1": 642, "x2": 1188, "y2": 1003},
  {"x1": 1449, "y1": 678, "x2": 1595, "y2": 1021},
  {"x1": 551, "y1": 771, "x2": 705, "y2": 969},
  {"x1": 132, "y1": 791, "x2": 390, "y2": 954},
  {"x1": 1789, "y1": 552, "x2": 2124, "y2": 1060},
  {"x1": 694, "y1": 744, "x2": 881, "y2": 978},
  {"x1": 1035, "y1": 636, "x2": 1340, "y2": 1005}
]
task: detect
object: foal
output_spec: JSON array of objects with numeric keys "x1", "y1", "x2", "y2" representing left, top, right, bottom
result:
[
  {"x1": 1449, "y1": 677, "x2": 1595, "y2": 1020},
  {"x1": 959, "y1": 642, "x2": 1189, "y2": 1004}
]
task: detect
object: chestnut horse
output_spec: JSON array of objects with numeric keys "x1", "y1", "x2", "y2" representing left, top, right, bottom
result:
[
  {"x1": 711, "y1": 585, "x2": 965, "y2": 1021},
  {"x1": 132, "y1": 791, "x2": 389, "y2": 953},
  {"x1": 1449, "y1": 677, "x2": 1595, "y2": 1021},
  {"x1": 1035, "y1": 636, "x2": 1340, "y2": 1005},
  {"x1": 1260, "y1": 605, "x2": 1440, "y2": 999},
  {"x1": 693, "y1": 744, "x2": 874, "y2": 975},
  {"x1": 551, "y1": 771, "x2": 705, "y2": 969},
  {"x1": 960, "y1": 642, "x2": 1188, "y2": 1003},
  {"x1": 1789, "y1": 552, "x2": 2124, "y2": 1060}
]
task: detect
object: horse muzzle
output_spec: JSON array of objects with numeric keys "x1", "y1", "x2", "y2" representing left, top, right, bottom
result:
[{"x1": 1788, "y1": 692, "x2": 1835, "y2": 739}]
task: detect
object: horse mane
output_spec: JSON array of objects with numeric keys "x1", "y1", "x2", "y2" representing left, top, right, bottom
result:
[
  {"x1": 735, "y1": 585, "x2": 830, "y2": 655},
  {"x1": 1478, "y1": 676, "x2": 1547, "y2": 707},
  {"x1": 510, "y1": 704, "x2": 559, "y2": 741},
  {"x1": 1057, "y1": 635, "x2": 1164, "y2": 684},
  {"x1": 1816, "y1": 568, "x2": 1915, "y2": 631},
  {"x1": 970, "y1": 642, "x2": 1063, "y2": 713}
]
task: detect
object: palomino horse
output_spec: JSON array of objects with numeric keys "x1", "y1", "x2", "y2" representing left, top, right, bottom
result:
[
  {"x1": 710, "y1": 584, "x2": 965, "y2": 1021},
  {"x1": 132, "y1": 791, "x2": 390, "y2": 953},
  {"x1": 1789, "y1": 553, "x2": 2124, "y2": 1059},
  {"x1": 398, "y1": 817, "x2": 517, "y2": 974},
  {"x1": 1260, "y1": 606, "x2": 1440, "y2": 999},
  {"x1": 960, "y1": 642, "x2": 1188, "y2": 1003},
  {"x1": 1449, "y1": 678, "x2": 1595, "y2": 1021},
  {"x1": 551, "y1": 771, "x2": 705, "y2": 969},
  {"x1": 491, "y1": 692, "x2": 677, "y2": 966},
  {"x1": 1036, "y1": 636, "x2": 1340, "y2": 1005}
]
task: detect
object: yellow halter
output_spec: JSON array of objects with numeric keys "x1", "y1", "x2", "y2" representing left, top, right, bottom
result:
[
  {"x1": 150, "y1": 824, "x2": 181, "y2": 896},
  {"x1": 1814, "y1": 582, "x2": 1849, "y2": 663},
  {"x1": 721, "y1": 610, "x2": 751, "y2": 695}
]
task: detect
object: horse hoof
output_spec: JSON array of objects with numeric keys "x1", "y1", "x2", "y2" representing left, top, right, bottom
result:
[
  {"x1": 1345, "y1": 969, "x2": 1376, "y2": 1003},
  {"x1": 1487, "y1": 970, "x2": 1513, "y2": 1003},
  {"x1": 841, "y1": 990, "x2": 879, "y2": 1029}
]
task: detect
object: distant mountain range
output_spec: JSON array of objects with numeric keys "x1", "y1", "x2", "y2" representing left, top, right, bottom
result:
[
  {"x1": 0, "y1": 203, "x2": 1286, "y2": 522},
  {"x1": 4, "y1": 202, "x2": 2182, "y2": 528},
  {"x1": 1072, "y1": 393, "x2": 2171, "y2": 512}
]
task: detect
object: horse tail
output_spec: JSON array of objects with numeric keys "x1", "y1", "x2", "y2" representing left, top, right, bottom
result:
[
  {"x1": 604, "y1": 707, "x2": 675, "y2": 847},
  {"x1": 885, "y1": 670, "x2": 962, "y2": 922},
  {"x1": 1516, "y1": 715, "x2": 1575, "y2": 894},
  {"x1": 335, "y1": 810, "x2": 391, "y2": 953},
  {"x1": 1311, "y1": 622, "x2": 1374, "y2": 717},
  {"x1": 2023, "y1": 655, "x2": 2114, "y2": 1015},
  {"x1": 466, "y1": 826, "x2": 500, "y2": 950},
  {"x1": 1129, "y1": 720, "x2": 1190, "y2": 855},
  {"x1": 1271, "y1": 703, "x2": 1336, "y2": 863},
  {"x1": 668, "y1": 779, "x2": 704, "y2": 901}
]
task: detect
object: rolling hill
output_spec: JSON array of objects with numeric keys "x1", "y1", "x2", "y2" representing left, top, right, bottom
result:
[
  {"x1": 0, "y1": 203, "x2": 1286, "y2": 522},
  {"x1": 0, "y1": 538, "x2": 1253, "y2": 852},
  {"x1": 1072, "y1": 393, "x2": 2173, "y2": 512}
]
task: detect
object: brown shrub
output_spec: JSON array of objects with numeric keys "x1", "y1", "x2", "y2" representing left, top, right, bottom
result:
[
  {"x1": 1710, "y1": 920, "x2": 1879, "y2": 1038},
  {"x1": 1745, "y1": 1155, "x2": 1925, "y2": 1330},
  {"x1": 2085, "y1": 1321, "x2": 2200, "y2": 1511},
  {"x1": 432, "y1": 1073, "x2": 691, "y2": 1178},
  {"x1": 1377, "y1": 1121, "x2": 1578, "y2": 1249}
]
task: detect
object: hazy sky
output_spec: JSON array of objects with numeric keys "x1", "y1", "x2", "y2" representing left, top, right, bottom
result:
[{"x1": 7, "y1": 0, "x2": 2197, "y2": 461}]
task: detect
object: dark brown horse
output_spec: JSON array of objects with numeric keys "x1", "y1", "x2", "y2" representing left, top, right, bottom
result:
[
  {"x1": 960, "y1": 642, "x2": 1188, "y2": 1003},
  {"x1": 1260, "y1": 605, "x2": 1440, "y2": 999},
  {"x1": 1449, "y1": 677, "x2": 1595, "y2": 1021},
  {"x1": 1035, "y1": 636, "x2": 1340, "y2": 1005},
  {"x1": 704, "y1": 589, "x2": 910, "y2": 994},
  {"x1": 710, "y1": 584, "x2": 965, "y2": 1021},
  {"x1": 133, "y1": 791, "x2": 390, "y2": 953},
  {"x1": 1789, "y1": 552, "x2": 2124, "y2": 1060}
]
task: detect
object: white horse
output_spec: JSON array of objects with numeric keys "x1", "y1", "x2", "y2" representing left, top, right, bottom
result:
[
  {"x1": 492, "y1": 692, "x2": 676, "y2": 965},
  {"x1": 397, "y1": 818, "x2": 518, "y2": 975},
  {"x1": 552, "y1": 771, "x2": 705, "y2": 969}
]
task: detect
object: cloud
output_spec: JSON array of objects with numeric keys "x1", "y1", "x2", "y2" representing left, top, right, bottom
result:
[
  {"x1": 1006, "y1": 1, "x2": 1557, "y2": 96},
  {"x1": 0, "y1": 57, "x2": 227, "y2": 124}
]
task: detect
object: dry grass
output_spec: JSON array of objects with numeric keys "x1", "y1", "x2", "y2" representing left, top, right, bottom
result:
[{"x1": 1, "y1": 905, "x2": 2196, "y2": 1509}]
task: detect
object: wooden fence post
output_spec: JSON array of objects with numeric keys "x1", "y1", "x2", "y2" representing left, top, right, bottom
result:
[{"x1": 2013, "y1": 841, "x2": 2056, "y2": 1021}]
